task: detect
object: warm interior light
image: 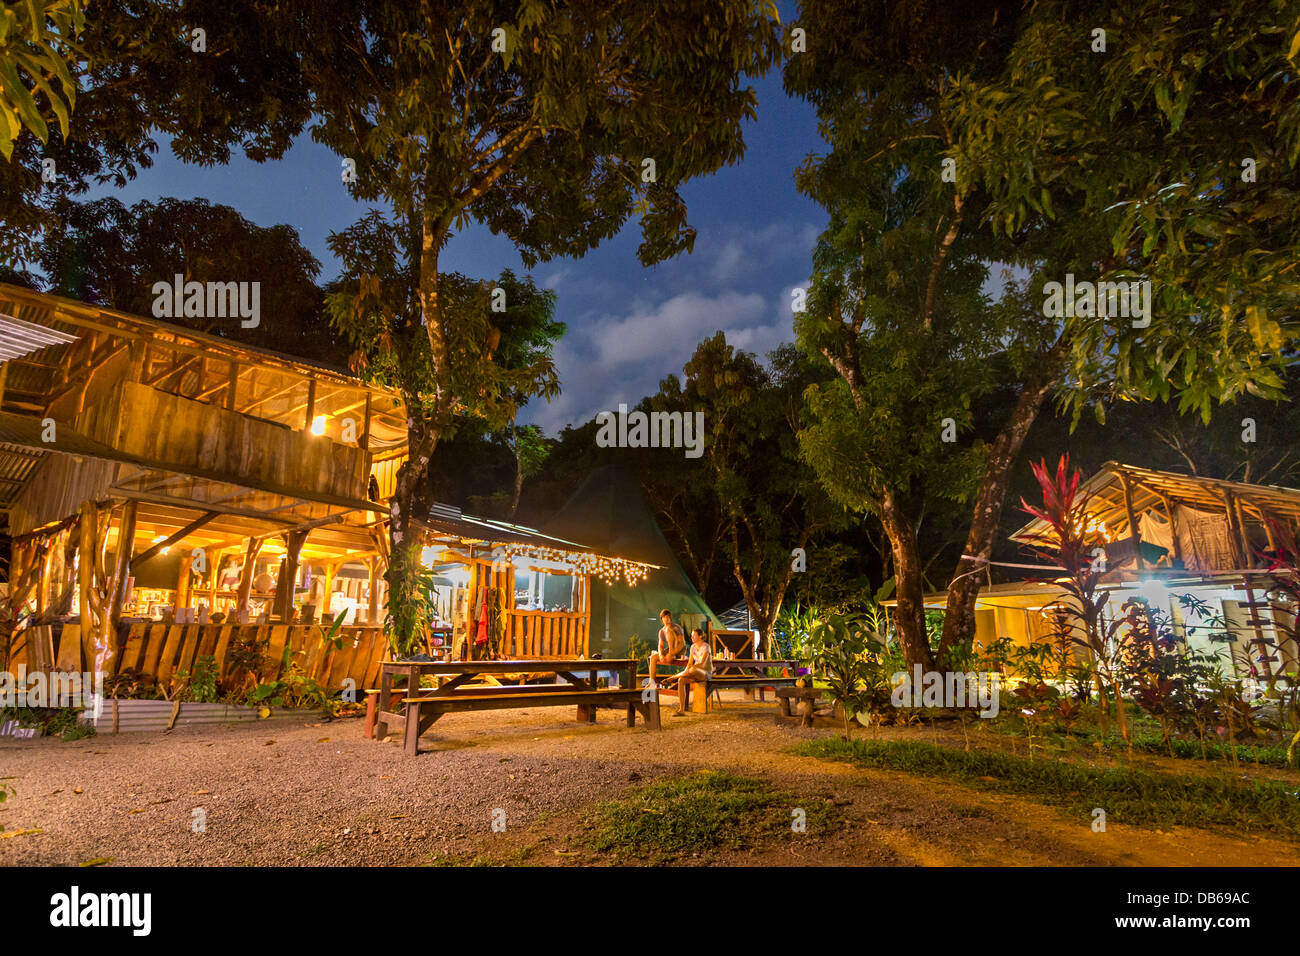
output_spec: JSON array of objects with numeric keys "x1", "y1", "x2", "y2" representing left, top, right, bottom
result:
[
  {"x1": 310, "y1": 415, "x2": 327, "y2": 436},
  {"x1": 1137, "y1": 577, "x2": 1169, "y2": 608}
]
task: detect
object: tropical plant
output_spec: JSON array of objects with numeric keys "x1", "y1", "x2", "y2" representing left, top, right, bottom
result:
[
  {"x1": 173, "y1": 654, "x2": 219, "y2": 704},
  {"x1": 0, "y1": 0, "x2": 85, "y2": 160},
  {"x1": 1018, "y1": 454, "x2": 1131, "y2": 741}
]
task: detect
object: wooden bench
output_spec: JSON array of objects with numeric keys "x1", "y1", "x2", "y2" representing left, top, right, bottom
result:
[
  {"x1": 647, "y1": 659, "x2": 800, "y2": 714},
  {"x1": 370, "y1": 658, "x2": 659, "y2": 755}
]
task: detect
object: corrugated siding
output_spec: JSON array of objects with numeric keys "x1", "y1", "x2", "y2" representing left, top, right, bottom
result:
[{"x1": 88, "y1": 699, "x2": 325, "y2": 732}]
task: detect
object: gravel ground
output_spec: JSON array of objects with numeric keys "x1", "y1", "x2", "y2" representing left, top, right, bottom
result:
[{"x1": 2, "y1": 699, "x2": 1296, "y2": 867}]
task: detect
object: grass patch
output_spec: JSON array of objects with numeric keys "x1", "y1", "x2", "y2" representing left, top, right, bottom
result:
[
  {"x1": 796, "y1": 738, "x2": 1300, "y2": 837},
  {"x1": 1129, "y1": 733, "x2": 1295, "y2": 769},
  {"x1": 581, "y1": 770, "x2": 838, "y2": 861}
]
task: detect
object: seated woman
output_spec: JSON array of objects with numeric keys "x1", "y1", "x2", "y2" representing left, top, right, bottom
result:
[
  {"x1": 673, "y1": 627, "x2": 713, "y2": 716},
  {"x1": 646, "y1": 608, "x2": 685, "y2": 685}
]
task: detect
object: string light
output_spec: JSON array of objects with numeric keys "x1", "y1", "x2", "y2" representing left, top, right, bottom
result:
[{"x1": 497, "y1": 544, "x2": 656, "y2": 586}]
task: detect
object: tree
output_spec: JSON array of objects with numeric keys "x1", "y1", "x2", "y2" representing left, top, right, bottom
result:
[
  {"x1": 785, "y1": 0, "x2": 1292, "y2": 669},
  {"x1": 306, "y1": 1, "x2": 780, "y2": 648},
  {"x1": 944, "y1": 0, "x2": 1300, "y2": 423},
  {"x1": 1, "y1": 1, "x2": 314, "y2": 265},
  {"x1": 785, "y1": 0, "x2": 1074, "y2": 670},
  {"x1": 327, "y1": 213, "x2": 563, "y2": 651},
  {"x1": 35, "y1": 196, "x2": 333, "y2": 360},
  {"x1": 655, "y1": 333, "x2": 842, "y2": 651}
]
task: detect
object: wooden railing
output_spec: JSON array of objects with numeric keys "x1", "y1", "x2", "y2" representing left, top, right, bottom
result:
[
  {"x1": 13, "y1": 621, "x2": 390, "y2": 694},
  {"x1": 497, "y1": 610, "x2": 588, "y2": 658}
]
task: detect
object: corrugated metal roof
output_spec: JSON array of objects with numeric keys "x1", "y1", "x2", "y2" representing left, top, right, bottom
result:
[
  {"x1": 0, "y1": 311, "x2": 77, "y2": 361},
  {"x1": 0, "y1": 441, "x2": 45, "y2": 506},
  {"x1": 414, "y1": 507, "x2": 662, "y2": 574}
]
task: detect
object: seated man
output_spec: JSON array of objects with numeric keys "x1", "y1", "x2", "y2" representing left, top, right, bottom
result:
[
  {"x1": 646, "y1": 608, "x2": 686, "y2": 685},
  {"x1": 674, "y1": 628, "x2": 713, "y2": 715}
]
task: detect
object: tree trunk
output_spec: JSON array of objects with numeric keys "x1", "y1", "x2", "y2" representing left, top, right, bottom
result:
[
  {"x1": 880, "y1": 490, "x2": 934, "y2": 671},
  {"x1": 385, "y1": 212, "x2": 451, "y2": 655},
  {"x1": 510, "y1": 424, "x2": 524, "y2": 520},
  {"x1": 936, "y1": 374, "x2": 1056, "y2": 666}
]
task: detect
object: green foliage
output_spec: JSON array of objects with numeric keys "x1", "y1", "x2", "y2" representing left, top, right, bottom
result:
[
  {"x1": 582, "y1": 770, "x2": 838, "y2": 861},
  {"x1": 244, "y1": 661, "x2": 329, "y2": 712},
  {"x1": 2, "y1": 2, "x2": 315, "y2": 266},
  {"x1": 173, "y1": 655, "x2": 219, "y2": 704},
  {"x1": 945, "y1": 0, "x2": 1300, "y2": 422},
  {"x1": 0, "y1": 704, "x2": 93, "y2": 740},
  {"x1": 644, "y1": 335, "x2": 845, "y2": 645},
  {"x1": 627, "y1": 634, "x2": 650, "y2": 673},
  {"x1": 802, "y1": 612, "x2": 901, "y2": 737},
  {"x1": 798, "y1": 738, "x2": 1300, "y2": 835},
  {"x1": 34, "y1": 196, "x2": 333, "y2": 361},
  {"x1": 0, "y1": 0, "x2": 85, "y2": 159}
]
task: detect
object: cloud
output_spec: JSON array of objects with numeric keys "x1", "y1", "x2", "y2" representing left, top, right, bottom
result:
[{"x1": 527, "y1": 289, "x2": 788, "y2": 433}]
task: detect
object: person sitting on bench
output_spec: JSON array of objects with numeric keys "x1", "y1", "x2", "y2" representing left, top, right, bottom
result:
[
  {"x1": 647, "y1": 608, "x2": 685, "y2": 685},
  {"x1": 673, "y1": 627, "x2": 713, "y2": 716}
]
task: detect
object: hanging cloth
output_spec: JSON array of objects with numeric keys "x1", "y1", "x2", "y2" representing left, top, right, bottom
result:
[{"x1": 475, "y1": 586, "x2": 489, "y2": 646}]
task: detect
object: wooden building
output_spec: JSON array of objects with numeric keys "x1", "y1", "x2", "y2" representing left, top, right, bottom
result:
[
  {"x1": 943, "y1": 462, "x2": 1300, "y2": 680},
  {"x1": 0, "y1": 285, "x2": 653, "y2": 697}
]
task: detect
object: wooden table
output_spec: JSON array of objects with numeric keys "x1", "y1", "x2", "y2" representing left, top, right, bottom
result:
[{"x1": 371, "y1": 658, "x2": 659, "y2": 755}]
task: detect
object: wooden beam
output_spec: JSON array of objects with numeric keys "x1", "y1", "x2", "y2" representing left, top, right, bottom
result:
[
  {"x1": 1231, "y1": 493, "x2": 1255, "y2": 567},
  {"x1": 130, "y1": 511, "x2": 221, "y2": 570},
  {"x1": 1117, "y1": 470, "x2": 1145, "y2": 570},
  {"x1": 362, "y1": 392, "x2": 372, "y2": 449},
  {"x1": 226, "y1": 361, "x2": 239, "y2": 410}
]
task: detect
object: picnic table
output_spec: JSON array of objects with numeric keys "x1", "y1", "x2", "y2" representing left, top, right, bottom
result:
[
  {"x1": 647, "y1": 658, "x2": 801, "y2": 713},
  {"x1": 368, "y1": 658, "x2": 659, "y2": 756}
]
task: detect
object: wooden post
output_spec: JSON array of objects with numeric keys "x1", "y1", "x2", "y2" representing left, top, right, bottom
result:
[
  {"x1": 175, "y1": 553, "x2": 194, "y2": 612},
  {"x1": 1222, "y1": 492, "x2": 1247, "y2": 568},
  {"x1": 366, "y1": 556, "x2": 381, "y2": 625},
  {"x1": 305, "y1": 380, "x2": 317, "y2": 431},
  {"x1": 275, "y1": 529, "x2": 310, "y2": 620},
  {"x1": 1158, "y1": 493, "x2": 1183, "y2": 564},
  {"x1": 320, "y1": 561, "x2": 338, "y2": 619},
  {"x1": 226, "y1": 361, "x2": 239, "y2": 411},
  {"x1": 77, "y1": 501, "x2": 98, "y2": 669},
  {"x1": 107, "y1": 499, "x2": 137, "y2": 641},
  {"x1": 1118, "y1": 471, "x2": 1144, "y2": 570},
  {"x1": 236, "y1": 537, "x2": 264, "y2": 614}
]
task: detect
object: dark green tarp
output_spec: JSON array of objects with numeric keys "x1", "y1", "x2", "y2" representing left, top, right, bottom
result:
[{"x1": 542, "y1": 465, "x2": 717, "y2": 658}]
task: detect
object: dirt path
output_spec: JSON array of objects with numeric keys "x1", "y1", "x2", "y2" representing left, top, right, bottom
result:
[{"x1": 1, "y1": 700, "x2": 1295, "y2": 866}]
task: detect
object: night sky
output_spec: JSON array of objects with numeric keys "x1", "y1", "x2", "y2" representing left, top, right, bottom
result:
[{"x1": 92, "y1": 8, "x2": 825, "y2": 435}]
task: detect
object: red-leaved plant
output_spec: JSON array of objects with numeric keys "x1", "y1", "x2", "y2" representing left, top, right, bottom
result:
[{"x1": 1018, "y1": 454, "x2": 1131, "y2": 741}]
